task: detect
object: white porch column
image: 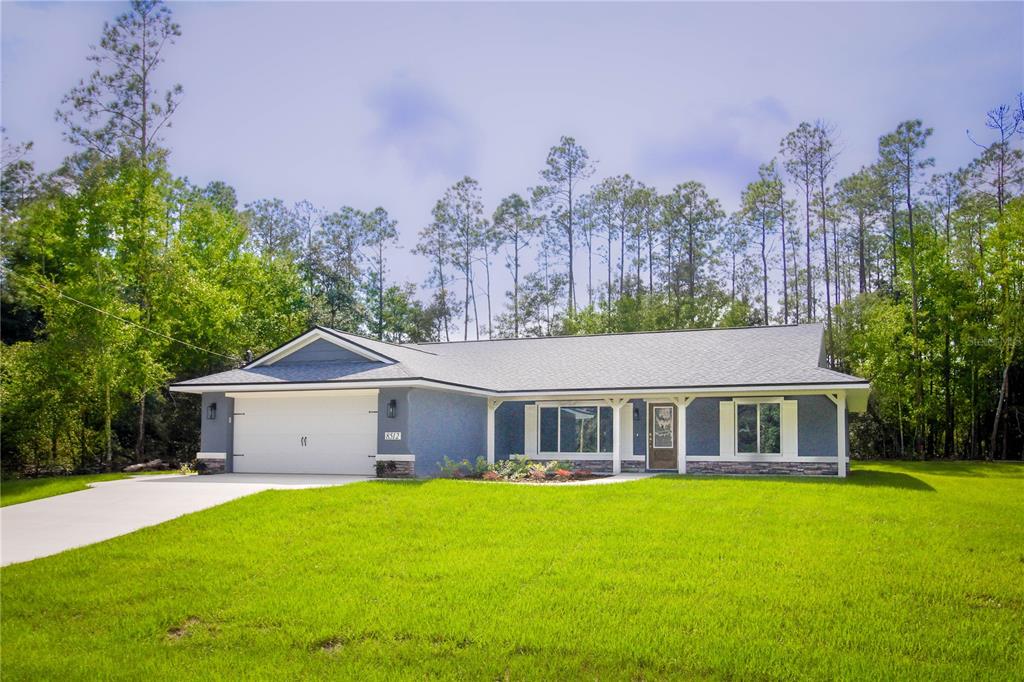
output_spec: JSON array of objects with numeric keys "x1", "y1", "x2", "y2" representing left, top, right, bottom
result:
[
  {"x1": 836, "y1": 391, "x2": 847, "y2": 478},
  {"x1": 486, "y1": 400, "x2": 502, "y2": 465},
  {"x1": 611, "y1": 400, "x2": 624, "y2": 475},
  {"x1": 676, "y1": 396, "x2": 692, "y2": 474}
]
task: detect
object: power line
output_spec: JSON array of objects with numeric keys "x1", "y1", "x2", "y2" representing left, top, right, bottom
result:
[{"x1": 4, "y1": 270, "x2": 241, "y2": 362}]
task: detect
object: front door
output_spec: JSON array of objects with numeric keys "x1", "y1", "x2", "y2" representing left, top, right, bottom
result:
[{"x1": 647, "y1": 403, "x2": 677, "y2": 470}]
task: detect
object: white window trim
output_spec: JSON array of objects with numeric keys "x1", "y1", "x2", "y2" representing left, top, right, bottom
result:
[
  {"x1": 536, "y1": 402, "x2": 615, "y2": 457},
  {"x1": 734, "y1": 397, "x2": 783, "y2": 457}
]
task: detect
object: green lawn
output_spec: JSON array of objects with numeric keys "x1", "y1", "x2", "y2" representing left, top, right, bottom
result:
[
  {"x1": 0, "y1": 471, "x2": 178, "y2": 507},
  {"x1": 0, "y1": 473, "x2": 133, "y2": 507},
  {"x1": 2, "y1": 462, "x2": 1021, "y2": 680}
]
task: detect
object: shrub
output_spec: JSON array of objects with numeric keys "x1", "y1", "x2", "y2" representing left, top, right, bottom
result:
[
  {"x1": 554, "y1": 469, "x2": 573, "y2": 480},
  {"x1": 481, "y1": 470, "x2": 500, "y2": 481},
  {"x1": 375, "y1": 460, "x2": 398, "y2": 477}
]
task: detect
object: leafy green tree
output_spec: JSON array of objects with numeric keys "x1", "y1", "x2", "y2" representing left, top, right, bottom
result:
[
  {"x1": 983, "y1": 198, "x2": 1023, "y2": 458},
  {"x1": 584, "y1": 175, "x2": 635, "y2": 309},
  {"x1": 661, "y1": 181, "x2": 724, "y2": 322},
  {"x1": 781, "y1": 122, "x2": 819, "y2": 319},
  {"x1": 362, "y1": 207, "x2": 399, "y2": 340},
  {"x1": 491, "y1": 194, "x2": 540, "y2": 338},
  {"x1": 837, "y1": 166, "x2": 885, "y2": 294},
  {"x1": 57, "y1": 0, "x2": 182, "y2": 165},
  {"x1": 532, "y1": 136, "x2": 595, "y2": 314},
  {"x1": 879, "y1": 119, "x2": 934, "y2": 450},
  {"x1": 737, "y1": 163, "x2": 784, "y2": 325}
]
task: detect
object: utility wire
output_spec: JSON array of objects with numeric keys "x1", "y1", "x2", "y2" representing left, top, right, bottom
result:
[{"x1": 3, "y1": 270, "x2": 241, "y2": 362}]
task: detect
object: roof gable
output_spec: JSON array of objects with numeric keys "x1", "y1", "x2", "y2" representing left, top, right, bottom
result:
[{"x1": 247, "y1": 328, "x2": 395, "y2": 368}]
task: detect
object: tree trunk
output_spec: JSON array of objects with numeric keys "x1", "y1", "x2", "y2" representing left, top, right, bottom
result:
[
  {"x1": 484, "y1": 250, "x2": 493, "y2": 337},
  {"x1": 135, "y1": 392, "x2": 146, "y2": 463},
  {"x1": 567, "y1": 182, "x2": 576, "y2": 314},
  {"x1": 780, "y1": 198, "x2": 789, "y2": 324},
  {"x1": 105, "y1": 381, "x2": 113, "y2": 466},
  {"x1": 858, "y1": 212, "x2": 867, "y2": 294},
  {"x1": 463, "y1": 258, "x2": 470, "y2": 341},
  {"x1": 647, "y1": 229, "x2": 654, "y2": 294},
  {"x1": 906, "y1": 165, "x2": 923, "y2": 453},
  {"x1": 989, "y1": 360, "x2": 1011, "y2": 461},
  {"x1": 513, "y1": 238, "x2": 521, "y2": 338},
  {"x1": 587, "y1": 241, "x2": 594, "y2": 308},
  {"x1": 687, "y1": 226, "x2": 695, "y2": 303},
  {"x1": 820, "y1": 179, "x2": 834, "y2": 368},
  {"x1": 804, "y1": 184, "x2": 814, "y2": 319},
  {"x1": 606, "y1": 228, "x2": 613, "y2": 324},
  {"x1": 618, "y1": 213, "x2": 625, "y2": 299},
  {"x1": 944, "y1": 332, "x2": 954, "y2": 456},
  {"x1": 761, "y1": 217, "x2": 769, "y2": 325}
]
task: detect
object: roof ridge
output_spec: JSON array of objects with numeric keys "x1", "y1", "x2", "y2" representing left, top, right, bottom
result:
[{"x1": 411, "y1": 323, "x2": 817, "y2": 346}]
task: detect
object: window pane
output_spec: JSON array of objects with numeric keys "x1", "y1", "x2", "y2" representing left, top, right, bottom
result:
[
  {"x1": 759, "y1": 403, "x2": 781, "y2": 454},
  {"x1": 736, "y1": 404, "x2": 757, "y2": 453},
  {"x1": 652, "y1": 406, "x2": 674, "y2": 449},
  {"x1": 560, "y1": 406, "x2": 598, "y2": 453},
  {"x1": 539, "y1": 407, "x2": 558, "y2": 452},
  {"x1": 599, "y1": 406, "x2": 613, "y2": 453}
]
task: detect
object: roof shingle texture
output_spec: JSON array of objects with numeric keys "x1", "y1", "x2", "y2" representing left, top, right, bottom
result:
[{"x1": 177, "y1": 324, "x2": 866, "y2": 392}]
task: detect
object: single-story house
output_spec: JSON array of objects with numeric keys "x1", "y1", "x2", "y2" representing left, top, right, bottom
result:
[{"x1": 169, "y1": 324, "x2": 870, "y2": 478}]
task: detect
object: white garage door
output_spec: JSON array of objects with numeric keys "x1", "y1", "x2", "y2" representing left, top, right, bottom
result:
[{"x1": 231, "y1": 391, "x2": 378, "y2": 475}]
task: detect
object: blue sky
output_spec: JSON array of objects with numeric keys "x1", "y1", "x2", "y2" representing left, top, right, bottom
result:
[{"x1": 3, "y1": 1, "x2": 1021, "y2": 305}]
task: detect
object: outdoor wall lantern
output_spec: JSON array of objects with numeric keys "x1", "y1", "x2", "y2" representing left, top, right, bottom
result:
[
  {"x1": 633, "y1": 404, "x2": 640, "y2": 420},
  {"x1": 387, "y1": 399, "x2": 397, "y2": 418},
  {"x1": 207, "y1": 402, "x2": 217, "y2": 420}
]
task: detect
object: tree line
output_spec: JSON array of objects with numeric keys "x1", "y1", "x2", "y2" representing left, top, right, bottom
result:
[{"x1": 1, "y1": 1, "x2": 1021, "y2": 474}]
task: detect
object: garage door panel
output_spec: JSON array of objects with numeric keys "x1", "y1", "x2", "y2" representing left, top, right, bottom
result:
[{"x1": 232, "y1": 392, "x2": 377, "y2": 475}]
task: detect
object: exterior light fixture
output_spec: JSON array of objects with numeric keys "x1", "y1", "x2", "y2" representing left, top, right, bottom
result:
[
  {"x1": 387, "y1": 399, "x2": 397, "y2": 418},
  {"x1": 207, "y1": 402, "x2": 217, "y2": 420},
  {"x1": 633, "y1": 404, "x2": 640, "y2": 420}
]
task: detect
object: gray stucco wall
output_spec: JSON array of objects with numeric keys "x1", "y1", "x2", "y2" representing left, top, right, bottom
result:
[
  {"x1": 407, "y1": 388, "x2": 487, "y2": 476},
  {"x1": 271, "y1": 338, "x2": 373, "y2": 364},
  {"x1": 377, "y1": 387, "x2": 412, "y2": 455},
  {"x1": 684, "y1": 395, "x2": 838, "y2": 457},
  {"x1": 796, "y1": 395, "x2": 838, "y2": 457},
  {"x1": 686, "y1": 397, "x2": 728, "y2": 456},
  {"x1": 631, "y1": 399, "x2": 647, "y2": 457},
  {"x1": 200, "y1": 392, "x2": 235, "y2": 472}
]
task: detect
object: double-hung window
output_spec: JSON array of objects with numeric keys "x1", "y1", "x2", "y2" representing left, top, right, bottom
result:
[
  {"x1": 736, "y1": 399, "x2": 781, "y2": 455},
  {"x1": 538, "y1": 404, "x2": 614, "y2": 455}
]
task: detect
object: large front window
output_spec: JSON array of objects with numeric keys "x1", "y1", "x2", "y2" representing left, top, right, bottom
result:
[
  {"x1": 736, "y1": 401, "x2": 781, "y2": 455},
  {"x1": 539, "y1": 405, "x2": 614, "y2": 454}
]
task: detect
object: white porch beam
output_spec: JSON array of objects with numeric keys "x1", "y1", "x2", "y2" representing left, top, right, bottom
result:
[
  {"x1": 486, "y1": 399, "x2": 503, "y2": 465},
  {"x1": 836, "y1": 390, "x2": 847, "y2": 478}
]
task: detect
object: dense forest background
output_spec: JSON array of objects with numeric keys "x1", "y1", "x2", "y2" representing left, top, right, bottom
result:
[{"x1": 2, "y1": 2, "x2": 1021, "y2": 474}]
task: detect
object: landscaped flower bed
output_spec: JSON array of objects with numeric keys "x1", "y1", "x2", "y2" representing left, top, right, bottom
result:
[{"x1": 439, "y1": 456, "x2": 602, "y2": 482}]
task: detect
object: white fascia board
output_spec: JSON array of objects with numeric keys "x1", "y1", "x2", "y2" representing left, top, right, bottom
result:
[
  {"x1": 170, "y1": 378, "x2": 493, "y2": 397},
  {"x1": 497, "y1": 384, "x2": 871, "y2": 401},
  {"x1": 171, "y1": 379, "x2": 870, "y2": 406},
  {"x1": 247, "y1": 329, "x2": 394, "y2": 367}
]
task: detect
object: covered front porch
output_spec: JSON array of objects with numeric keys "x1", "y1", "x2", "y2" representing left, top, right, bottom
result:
[{"x1": 484, "y1": 389, "x2": 856, "y2": 477}]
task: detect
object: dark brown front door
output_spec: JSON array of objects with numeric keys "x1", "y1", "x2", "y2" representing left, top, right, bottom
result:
[{"x1": 647, "y1": 403, "x2": 677, "y2": 470}]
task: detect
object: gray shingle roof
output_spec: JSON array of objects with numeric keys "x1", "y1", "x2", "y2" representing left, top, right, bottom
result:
[{"x1": 174, "y1": 324, "x2": 867, "y2": 393}]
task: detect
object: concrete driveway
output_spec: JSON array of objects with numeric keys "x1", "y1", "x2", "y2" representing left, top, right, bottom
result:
[{"x1": 0, "y1": 473, "x2": 371, "y2": 566}]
